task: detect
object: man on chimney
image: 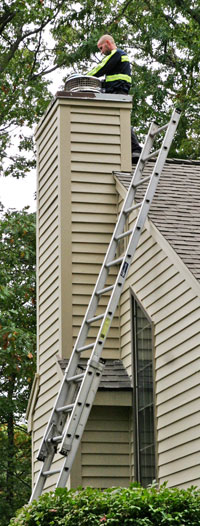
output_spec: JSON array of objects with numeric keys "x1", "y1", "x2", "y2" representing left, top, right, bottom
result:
[{"x1": 87, "y1": 34, "x2": 142, "y2": 163}]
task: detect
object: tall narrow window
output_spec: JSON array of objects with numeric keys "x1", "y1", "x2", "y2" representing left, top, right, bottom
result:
[{"x1": 132, "y1": 295, "x2": 156, "y2": 487}]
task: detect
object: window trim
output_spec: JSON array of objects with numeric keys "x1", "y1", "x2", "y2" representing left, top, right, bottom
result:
[{"x1": 130, "y1": 289, "x2": 157, "y2": 486}]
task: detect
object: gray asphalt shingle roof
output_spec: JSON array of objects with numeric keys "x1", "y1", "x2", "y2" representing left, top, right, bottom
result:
[
  {"x1": 59, "y1": 359, "x2": 132, "y2": 390},
  {"x1": 115, "y1": 159, "x2": 200, "y2": 283}
]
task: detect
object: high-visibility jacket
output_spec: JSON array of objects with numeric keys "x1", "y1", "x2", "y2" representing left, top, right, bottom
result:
[{"x1": 87, "y1": 48, "x2": 131, "y2": 94}]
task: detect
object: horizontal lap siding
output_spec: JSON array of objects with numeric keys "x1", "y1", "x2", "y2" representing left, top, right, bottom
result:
[
  {"x1": 118, "y1": 195, "x2": 200, "y2": 488},
  {"x1": 33, "y1": 108, "x2": 61, "y2": 489},
  {"x1": 37, "y1": 108, "x2": 60, "y2": 360},
  {"x1": 81, "y1": 406, "x2": 131, "y2": 488},
  {"x1": 71, "y1": 107, "x2": 121, "y2": 358},
  {"x1": 156, "y1": 294, "x2": 200, "y2": 490}
]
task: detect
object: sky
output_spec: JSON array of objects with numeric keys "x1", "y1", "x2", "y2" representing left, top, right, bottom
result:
[{"x1": 0, "y1": 171, "x2": 37, "y2": 212}]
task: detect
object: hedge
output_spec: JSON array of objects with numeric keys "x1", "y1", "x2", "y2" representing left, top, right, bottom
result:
[{"x1": 9, "y1": 483, "x2": 200, "y2": 526}]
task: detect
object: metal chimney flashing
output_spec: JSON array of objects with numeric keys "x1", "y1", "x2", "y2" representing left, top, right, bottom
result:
[{"x1": 55, "y1": 90, "x2": 132, "y2": 103}]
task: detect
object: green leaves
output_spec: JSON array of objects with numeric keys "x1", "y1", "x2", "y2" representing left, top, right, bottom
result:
[
  {"x1": 119, "y1": 0, "x2": 200, "y2": 158},
  {"x1": 0, "y1": 1, "x2": 55, "y2": 179},
  {"x1": 0, "y1": 208, "x2": 36, "y2": 526},
  {"x1": 0, "y1": 425, "x2": 31, "y2": 526},
  {"x1": 9, "y1": 485, "x2": 200, "y2": 526}
]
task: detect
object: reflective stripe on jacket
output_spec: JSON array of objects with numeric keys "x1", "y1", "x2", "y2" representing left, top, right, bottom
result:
[{"x1": 87, "y1": 48, "x2": 131, "y2": 93}]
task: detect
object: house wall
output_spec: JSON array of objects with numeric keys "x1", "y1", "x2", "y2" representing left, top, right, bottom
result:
[
  {"x1": 31, "y1": 92, "x2": 132, "y2": 491},
  {"x1": 116, "y1": 180, "x2": 200, "y2": 489},
  {"x1": 80, "y1": 405, "x2": 132, "y2": 488}
]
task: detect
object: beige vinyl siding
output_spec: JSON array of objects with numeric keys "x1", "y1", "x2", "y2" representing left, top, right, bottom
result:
[
  {"x1": 37, "y1": 110, "x2": 60, "y2": 372},
  {"x1": 70, "y1": 104, "x2": 130, "y2": 359},
  {"x1": 81, "y1": 406, "x2": 131, "y2": 488},
  {"x1": 31, "y1": 94, "x2": 132, "y2": 491},
  {"x1": 33, "y1": 104, "x2": 61, "y2": 488},
  {"x1": 116, "y1": 186, "x2": 200, "y2": 489},
  {"x1": 129, "y1": 410, "x2": 134, "y2": 480}
]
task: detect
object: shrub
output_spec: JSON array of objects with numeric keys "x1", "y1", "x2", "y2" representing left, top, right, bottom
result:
[{"x1": 9, "y1": 483, "x2": 200, "y2": 526}]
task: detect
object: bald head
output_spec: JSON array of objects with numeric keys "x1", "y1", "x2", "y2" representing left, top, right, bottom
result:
[{"x1": 97, "y1": 35, "x2": 117, "y2": 55}]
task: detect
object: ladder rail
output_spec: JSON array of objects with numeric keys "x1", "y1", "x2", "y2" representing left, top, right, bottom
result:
[
  {"x1": 37, "y1": 368, "x2": 79, "y2": 462},
  {"x1": 56, "y1": 361, "x2": 104, "y2": 488},
  {"x1": 31, "y1": 450, "x2": 55, "y2": 502},
  {"x1": 59, "y1": 360, "x2": 104, "y2": 456}
]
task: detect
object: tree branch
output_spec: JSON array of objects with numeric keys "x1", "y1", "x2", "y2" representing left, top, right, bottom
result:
[
  {"x1": 30, "y1": 62, "x2": 63, "y2": 79},
  {"x1": 174, "y1": 0, "x2": 200, "y2": 25},
  {"x1": 28, "y1": 31, "x2": 42, "y2": 79},
  {"x1": 0, "y1": 28, "x2": 23, "y2": 73},
  {"x1": 0, "y1": 0, "x2": 66, "y2": 74},
  {"x1": 10, "y1": 471, "x2": 31, "y2": 489},
  {"x1": 115, "y1": 0, "x2": 134, "y2": 19},
  {"x1": 0, "y1": 9, "x2": 15, "y2": 35}
]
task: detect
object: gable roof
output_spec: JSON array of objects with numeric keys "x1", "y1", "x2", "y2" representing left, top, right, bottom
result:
[{"x1": 114, "y1": 159, "x2": 200, "y2": 283}]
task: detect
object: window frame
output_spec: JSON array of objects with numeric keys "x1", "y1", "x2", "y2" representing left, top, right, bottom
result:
[{"x1": 130, "y1": 290, "x2": 157, "y2": 486}]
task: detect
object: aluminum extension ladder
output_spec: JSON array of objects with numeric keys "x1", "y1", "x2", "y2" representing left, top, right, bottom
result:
[{"x1": 30, "y1": 108, "x2": 181, "y2": 502}]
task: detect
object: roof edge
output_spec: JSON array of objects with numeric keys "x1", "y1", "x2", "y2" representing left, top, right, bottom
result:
[
  {"x1": 146, "y1": 219, "x2": 200, "y2": 297},
  {"x1": 58, "y1": 358, "x2": 132, "y2": 391},
  {"x1": 164, "y1": 158, "x2": 200, "y2": 165}
]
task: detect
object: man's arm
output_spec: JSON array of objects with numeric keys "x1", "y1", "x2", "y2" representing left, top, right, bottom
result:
[{"x1": 87, "y1": 49, "x2": 121, "y2": 78}]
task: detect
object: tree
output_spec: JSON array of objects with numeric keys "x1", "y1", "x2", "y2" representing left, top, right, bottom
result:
[
  {"x1": 0, "y1": 0, "x2": 107, "y2": 179},
  {"x1": 0, "y1": 207, "x2": 36, "y2": 526},
  {"x1": 0, "y1": 425, "x2": 31, "y2": 525},
  {"x1": 1, "y1": 0, "x2": 200, "y2": 179},
  {"x1": 52, "y1": 0, "x2": 200, "y2": 159},
  {"x1": 0, "y1": 0, "x2": 66, "y2": 179},
  {"x1": 117, "y1": 0, "x2": 200, "y2": 158}
]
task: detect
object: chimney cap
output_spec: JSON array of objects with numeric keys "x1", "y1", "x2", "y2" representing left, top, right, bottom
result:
[{"x1": 64, "y1": 74, "x2": 102, "y2": 93}]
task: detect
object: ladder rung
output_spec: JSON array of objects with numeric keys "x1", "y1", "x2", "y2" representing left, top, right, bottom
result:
[
  {"x1": 143, "y1": 149, "x2": 160, "y2": 162},
  {"x1": 76, "y1": 342, "x2": 95, "y2": 352},
  {"x1": 49, "y1": 434, "x2": 63, "y2": 443},
  {"x1": 42, "y1": 469, "x2": 61, "y2": 477},
  {"x1": 134, "y1": 175, "x2": 151, "y2": 187},
  {"x1": 56, "y1": 404, "x2": 74, "y2": 413},
  {"x1": 150, "y1": 123, "x2": 168, "y2": 136},
  {"x1": 87, "y1": 313, "x2": 104, "y2": 324},
  {"x1": 106, "y1": 256, "x2": 123, "y2": 268},
  {"x1": 124, "y1": 201, "x2": 142, "y2": 214},
  {"x1": 96, "y1": 284, "x2": 114, "y2": 296},
  {"x1": 67, "y1": 373, "x2": 84, "y2": 383},
  {"x1": 115, "y1": 229, "x2": 132, "y2": 241}
]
